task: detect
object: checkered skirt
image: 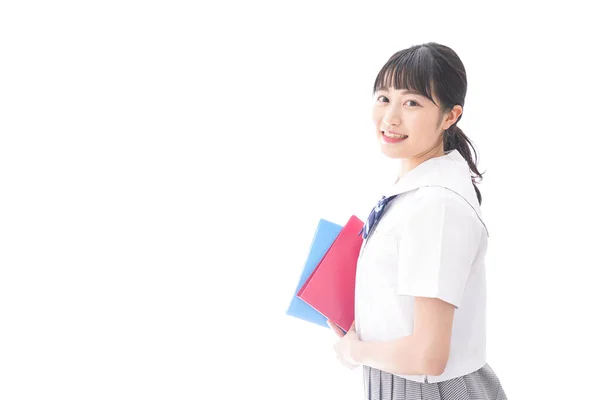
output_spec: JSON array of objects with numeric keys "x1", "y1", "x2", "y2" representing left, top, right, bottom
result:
[{"x1": 363, "y1": 363, "x2": 507, "y2": 400}]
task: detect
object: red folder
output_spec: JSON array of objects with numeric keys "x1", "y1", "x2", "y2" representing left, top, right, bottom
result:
[{"x1": 297, "y1": 215, "x2": 364, "y2": 332}]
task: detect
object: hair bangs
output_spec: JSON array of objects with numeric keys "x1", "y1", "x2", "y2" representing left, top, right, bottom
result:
[{"x1": 372, "y1": 49, "x2": 438, "y2": 107}]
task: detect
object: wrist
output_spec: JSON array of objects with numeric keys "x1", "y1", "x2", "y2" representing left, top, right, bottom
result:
[{"x1": 350, "y1": 338, "x2": 365, "y2": 365}]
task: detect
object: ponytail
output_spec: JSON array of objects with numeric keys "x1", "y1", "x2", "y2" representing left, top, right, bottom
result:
[{"x1": 444, "y1": 124, "x2": 484, "y2": 205}]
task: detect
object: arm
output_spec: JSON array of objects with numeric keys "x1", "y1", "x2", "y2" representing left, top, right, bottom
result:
[
  {"x1": 345, "y1": 192, "x2": 478, "y2": 375},
  {"x1": 352, "y1": 191, "x2": 479, "y2": 375},
  {"x1": 352, "y1": 296, "x2": 455, "y2": 376}
]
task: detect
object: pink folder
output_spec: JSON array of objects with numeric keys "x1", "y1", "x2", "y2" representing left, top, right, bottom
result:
[{"x1": 297, "y1": 215, "x2": 364, "y2": 332}]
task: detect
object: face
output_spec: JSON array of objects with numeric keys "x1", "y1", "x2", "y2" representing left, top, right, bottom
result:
[{"x1": 372, "y1": 87, "x2": 462, "y2": 162}]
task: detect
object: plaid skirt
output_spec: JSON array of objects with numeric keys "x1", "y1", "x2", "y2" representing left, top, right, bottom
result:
[{"x1": 363, "y1": 363, "x2": 507, "y2": 400}]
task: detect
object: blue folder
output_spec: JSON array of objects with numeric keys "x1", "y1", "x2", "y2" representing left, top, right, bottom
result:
[{"x1": 286, "y1": 218, "x2": 343, "y2": 328}]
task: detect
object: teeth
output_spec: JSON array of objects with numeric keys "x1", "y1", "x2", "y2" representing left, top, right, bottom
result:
[{"x1": 383, "y1": 131, "x2": 407, "y2": 139}]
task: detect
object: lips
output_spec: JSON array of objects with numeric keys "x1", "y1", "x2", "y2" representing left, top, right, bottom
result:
[{"x1": 382, "y1": 130, "x2": 408, "y2": 139}]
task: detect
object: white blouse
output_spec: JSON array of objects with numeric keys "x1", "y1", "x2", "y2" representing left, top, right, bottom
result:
[{"x1": 354, "y1": 150, "x2": 489, "y2": 383}]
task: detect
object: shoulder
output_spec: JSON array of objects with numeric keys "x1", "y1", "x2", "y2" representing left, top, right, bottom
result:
[
  {"x1": 413, "y1": 185, "x2": 473, "y2": 210},
  {"x1": 407, "y1": 186, "x2": 482, "y2": 230}
]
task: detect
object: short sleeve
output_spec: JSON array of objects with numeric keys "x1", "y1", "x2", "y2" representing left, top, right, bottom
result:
[{"x1": 395, "y1": 188, "x2": 483, "y2": 309}]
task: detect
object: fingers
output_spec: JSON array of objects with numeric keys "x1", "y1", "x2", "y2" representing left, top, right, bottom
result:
[
  {"x1": 326, "y1": 320, "x2": 345, "y2": 338},
  {"x1": 337, "y1": 355, "x2": 358, "y2": 369},
  {"x1": 336, "y1": 353, "x2": 355, "y2": 369}
]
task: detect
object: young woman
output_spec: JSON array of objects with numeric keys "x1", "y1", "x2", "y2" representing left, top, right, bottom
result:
[{"x1": 326, "y1": 43, "x2": 508, "y2": 399}]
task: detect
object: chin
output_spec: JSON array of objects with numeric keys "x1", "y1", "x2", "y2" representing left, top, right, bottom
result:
[
  {"x1": 379, "y1": 143, "x2": 411, "y2": 159},
  {"x1": 381, "y1": 149, "x2": 407, "y2": 159}
]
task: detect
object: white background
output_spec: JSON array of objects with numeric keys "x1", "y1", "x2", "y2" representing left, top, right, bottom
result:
[{"x1": 1, "y1": 1, "x2": 599, "y2": 399}]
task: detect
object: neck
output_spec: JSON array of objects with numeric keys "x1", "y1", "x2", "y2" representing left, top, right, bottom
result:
[{"x1": 394, "y1": 144, "x2": 447, "y2": 184}]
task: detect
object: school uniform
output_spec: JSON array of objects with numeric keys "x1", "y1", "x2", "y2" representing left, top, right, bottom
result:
[{"x1": 355, "y1": 150, "x2": 507, "y2": 400}]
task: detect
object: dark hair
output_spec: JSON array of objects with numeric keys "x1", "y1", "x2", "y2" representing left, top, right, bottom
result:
[{"x1": 372, "y1": 42, "x2": 484, "y2": 205}]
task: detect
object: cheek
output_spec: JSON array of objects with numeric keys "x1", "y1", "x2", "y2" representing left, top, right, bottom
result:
[
  {"x1": 371, "y1": 110, "x2": 380, "y2": 124},
  {"x1": 372, "y1": 106, "x2": 385, "y2": 123},
  {"x1": 411, "y1": 114, "x2": 438, "y2": 135}
]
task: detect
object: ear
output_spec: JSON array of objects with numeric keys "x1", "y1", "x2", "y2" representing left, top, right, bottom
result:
[{"x1": 443, "y1": 105, "x2": 463, "y2": 130}]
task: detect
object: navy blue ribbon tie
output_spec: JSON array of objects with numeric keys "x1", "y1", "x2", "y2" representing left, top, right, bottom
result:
[{"x1": 358, "y1": 194, "x2": 398, "y2": 239}]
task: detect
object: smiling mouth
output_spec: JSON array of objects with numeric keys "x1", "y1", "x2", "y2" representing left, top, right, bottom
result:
[{"x1": 382, "y1": 130, "x2": 408, "y2": 139}]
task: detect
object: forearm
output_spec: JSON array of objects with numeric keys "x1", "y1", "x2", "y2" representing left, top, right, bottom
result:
[{"x1": 352, "y1": 335, "x2": 440, "y2": 376}]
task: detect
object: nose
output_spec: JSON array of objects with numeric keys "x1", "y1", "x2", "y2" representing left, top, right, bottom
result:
[
  {"x1": 383, "y1": 108, "x2": 402, "y2": 127},
  {"x1": 383, "y1": 115, "x2": 401, "y2": 127}
]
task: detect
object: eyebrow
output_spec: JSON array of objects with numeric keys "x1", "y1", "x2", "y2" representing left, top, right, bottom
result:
[{"x1": 375, "y1": 88, "x2": 424, "y2": 97}]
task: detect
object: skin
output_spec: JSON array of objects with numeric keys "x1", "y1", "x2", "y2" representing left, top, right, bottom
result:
[
  {"x1": 329, "y1": 86, "x2": 465, "y2": 377},
  {"x1": 374, "y1": 87, "x2": 462, "y2": 179}
]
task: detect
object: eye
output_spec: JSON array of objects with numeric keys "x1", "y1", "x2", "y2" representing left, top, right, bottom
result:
[{"x1": 376, "y1": 96, "x2": 420, "y2": 107}]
